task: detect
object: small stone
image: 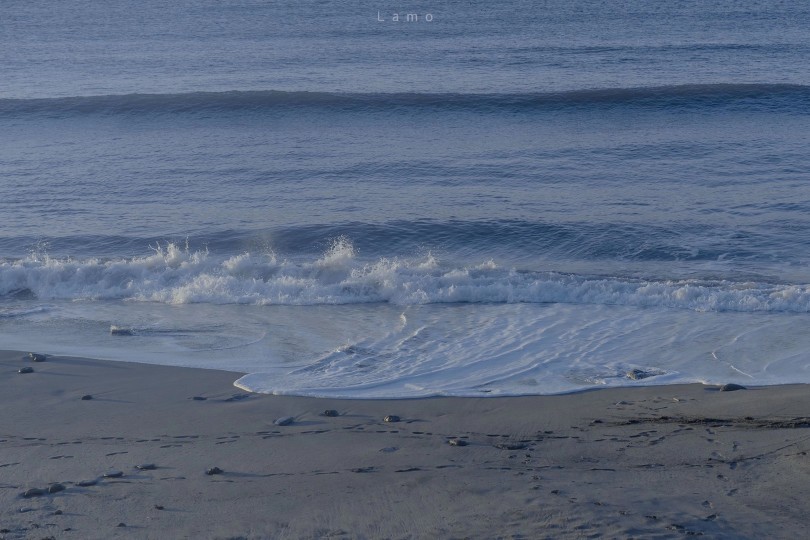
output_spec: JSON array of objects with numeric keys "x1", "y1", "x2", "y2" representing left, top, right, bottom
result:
[
  {"x1": 627, "y1": 369, "x2": 652, "y2": 380},
  {"x1": 54, "y1": 510, "x2": 63, "y2": 515},
  {"x1": 719, "y1": 383, "x2": 746, "y2": 392},
  {"x1": 103, "y1": 470, "x2": 124, "y2": 478},
  {"x1": 274, "y1": 416, "x2": 294, "y2": 426},
  {"x1": 117, "y1": 522, "x2": 126, "y2": 528},
  {"x1": 191, "y1": 396, "x2": 207, "y2": 401},
  {"x1": 21, "y1": 487, "x2": 45, "y2": 498},
  {"x1": 29, "y1": 352, "x2": 47, "y2": 362},
  {"x1": 81, "y1": 395, "x2": 93, "y2": 400},
  {"x1": 448, "y1": 439, "x2": 468, "y2": 447},
  {"x1": 48, "y1": 483, "x2": 66, "y2": 493},
  {"x1": 205, "y1": 467, "x2": 223, "y2": 476},
  {"x1": 321, "y1": 409, "x2": 339, "y2": 417},
  {"x1": 77, "y1": 479, "x2": 99, "y2": 487},
  {"x1": 18, "y1": 366, "x2": 34, "y2": 374},
  {"x1": 135, "y1": 463, "x2": 156, "y2": 470},
  {"x1": 383, "y1": 415, "x2": 400, "y2": 423},
  {"x1": 154, "y1": 504, "x2": 165, "y2": 510},
  {"x1": 495, "y1": 442, "x2": 527, "y2": 450}
]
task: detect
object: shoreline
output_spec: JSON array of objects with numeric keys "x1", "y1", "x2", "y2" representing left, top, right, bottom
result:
[{"x1": 2, "y1": 349, "x2": 810, "y2": 539}]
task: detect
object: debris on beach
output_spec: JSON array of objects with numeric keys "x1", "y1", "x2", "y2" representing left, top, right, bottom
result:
[
  {"x1": 20, "y1": 488, "x2": 45, "y2": 498},
  {"x1": 19, "y1": 484, "x2": 66, "y2": 498}
]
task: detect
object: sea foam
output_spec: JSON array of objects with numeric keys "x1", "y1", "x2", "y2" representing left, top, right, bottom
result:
[{"x1": 1, "y1": 239, "x2": 809, "y2": 313}]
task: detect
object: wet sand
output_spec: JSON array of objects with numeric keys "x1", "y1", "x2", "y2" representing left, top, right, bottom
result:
[{"x1": 2, "y1": 349, "x2": 810, "y2": 539}]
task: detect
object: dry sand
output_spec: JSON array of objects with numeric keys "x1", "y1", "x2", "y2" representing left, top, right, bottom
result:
[{"x1": 1, "y1": 349, "x2": 810, "y2": 539}]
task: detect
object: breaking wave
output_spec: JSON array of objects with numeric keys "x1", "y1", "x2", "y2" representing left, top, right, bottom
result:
[{"x1": 1, "y1": 240, "x2": 808, "y2": 312}]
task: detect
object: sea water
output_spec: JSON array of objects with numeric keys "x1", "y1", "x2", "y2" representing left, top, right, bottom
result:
[{"x1": 2, "y1": 0, "x2": 809, "y2": 397}]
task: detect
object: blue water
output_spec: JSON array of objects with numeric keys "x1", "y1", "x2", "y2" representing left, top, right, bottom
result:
[{"x1": 1, "y1": 1, "x2": 809, "y2": 397}]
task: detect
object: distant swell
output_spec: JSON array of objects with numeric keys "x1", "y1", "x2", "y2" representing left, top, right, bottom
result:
[
  {"x1": 1, "y1": 240, "x2": 809, "y2": 312},
  {"x1": 0, "y1": 219, "x2": 802, "y2": 263},
  {"x1": 2, "y1": 84, "x2": 809, "y2": 116}
]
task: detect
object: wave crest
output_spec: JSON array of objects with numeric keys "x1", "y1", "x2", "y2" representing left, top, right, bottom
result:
[
  {"x1": 1, "y1": 241, "x2": 809, "y2": 312},
  {"x1": 2, "y1": 84, "x2": 809, "y2": 116}
]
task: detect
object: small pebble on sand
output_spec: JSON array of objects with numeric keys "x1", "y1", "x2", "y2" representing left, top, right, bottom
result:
[
  {"x1": 77, "y1": 479, "x2": 99, "y2": 487},
  {"x1": 48, "y1": 483, "x2": 66, "y2": 493}
]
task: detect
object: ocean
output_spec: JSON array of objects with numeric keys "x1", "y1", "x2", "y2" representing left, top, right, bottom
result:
[{"x1": 2, "y1": 0, "x2": 809, "y2": 397}]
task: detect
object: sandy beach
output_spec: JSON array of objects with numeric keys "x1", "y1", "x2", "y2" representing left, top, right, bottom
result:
[{"x1": 2, "y1": 349, "x2": 809, "y2": 539}]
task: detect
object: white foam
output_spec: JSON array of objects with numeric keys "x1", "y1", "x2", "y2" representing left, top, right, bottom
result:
[
  {"x1": 3, "y1": 296, "x2": 810, "y2": 398},
  {"x1": 1, "y1": 240, "x2": 809, "y2": 312},
  {"x1": 4, "y1": 240, "x2": 810, "y2": 398},
  {"x1": 232, "y1": 303, "x2": 810, "y2": 398}
]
